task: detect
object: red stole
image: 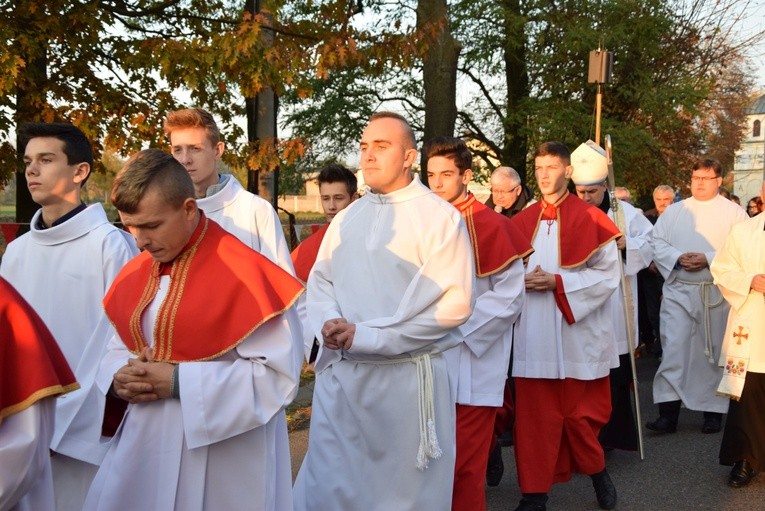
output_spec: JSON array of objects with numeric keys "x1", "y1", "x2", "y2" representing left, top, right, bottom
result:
[
  {"x1": 0, "y1": 277, "x2": 78, "y2": 420},
  {"x1": 453, "y1": 193, "x2": 534, "y2": 277},
  {"x1": 103, "y1": 215, "x2": 304, "y2": 362},
  {"x1": 291, "y1": 223, "x2": 329, "y2": 284},
  {"x1": 511, "y1": 192, "x2": 620, "y2": 268}
]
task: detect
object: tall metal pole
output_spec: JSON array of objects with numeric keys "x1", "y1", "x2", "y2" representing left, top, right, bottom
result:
[{"x1": 595, "y1": 82, "x2": 602, "y2": 147}]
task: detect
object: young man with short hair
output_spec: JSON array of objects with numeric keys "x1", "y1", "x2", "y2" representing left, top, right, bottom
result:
[
  {"x1": 164, "y1": 107, "x2": 293, "y2": 272},
  {"x1": 291, "y1": 164, "x2": 358, "y2": 284},
  {"x1": 83, "y1": 149, "x2": 304, "y2": 510},
  {"x1": 510, "y1": 141, "x2": 622, "y2": 511},
  {"x1": 291, "y1": 164, "x2": 358, "y2": 363},
  {"x1": 425, "y1": 136, "x2": 531, "y2": 511},
  {"x1": 0, "y1": 122, "x2": 138, "y2": 510},
  {"x1": 293, "y1": 113, "x2": 474, "y2": 510}
]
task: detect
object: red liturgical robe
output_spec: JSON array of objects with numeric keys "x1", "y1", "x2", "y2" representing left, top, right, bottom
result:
[
  {"x1": 103, "y1": 215, "x2": 304, "y2": 362},
  {"x1": 291, "y1": 223, "x2": 329, "y2": 284},
  {"x1": 453, "y1": 192, "x2": 534, "y2": 277},
  {"x1": 0, "y1": 277, "x2": 78, "y2": 419}
]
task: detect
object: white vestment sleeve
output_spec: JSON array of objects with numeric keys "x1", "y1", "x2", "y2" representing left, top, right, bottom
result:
[
  {"x1": 0, "y1": 401, "x2": 54, "y2": 511},
  {"x1": 623, "y1": 207, "x2": 654, "y2": 277},
  {"x1": 256, "y1": 203, "x2": 296, "y2": 276},
  {"x1": 651, "y1": 209, "x2": 683, "y2": 281},
  {"x1": 459, "y1": 260, "x2": 525, "y2": 358},
  {"x1": 560, "y1": 241, "x2": 620, "y2": 323},
  {"x1": 342, "y1": 223, "x2": 474, "y2": 357},
  {"x1": 180, "y1": 312, "x2": 301, "y2": 449},
  {"x1": 711, "y1": 222, "x2": 759, "y2": 312}
]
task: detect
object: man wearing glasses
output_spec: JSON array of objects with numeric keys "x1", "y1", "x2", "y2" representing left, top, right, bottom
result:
[
  {"x1": 485, "y1": 166, "x2": 534, "y2": 219},
  {"x1": 647, "y1": 159, "x2": 747, "y2": 435}
]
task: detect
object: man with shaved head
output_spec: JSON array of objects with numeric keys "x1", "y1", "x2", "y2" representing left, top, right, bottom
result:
[{"x1": 294, "y1": 112, "x2": 474, "y2": 510}]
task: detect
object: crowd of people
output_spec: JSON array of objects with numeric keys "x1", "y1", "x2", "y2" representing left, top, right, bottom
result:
[{"x1": 1, "y1": 109, "x2": 763, "y2": 511}]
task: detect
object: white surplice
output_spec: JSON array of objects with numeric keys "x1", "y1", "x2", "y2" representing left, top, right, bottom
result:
[
  {"x1": 0, "y1": 204, "x2": 137, "y2": 509},
  {"x1": 608, "y1": 200, "x2": 654, "y2": 355},
  {"x1": 198, "y1": 174, "x2": 294, "y2": 273},
  {"x1": 652, "y1": 195, "x2": 748, "y2": 412},
  {"x1": 513, "y1": 220, "x2": 620, "y2": 380},
  {"x1": 83, "y1": 276, "x2": 302, "y2": 511},
  {"x1": 711, "y1": 213, "x2": 765, "y2": 373},
  {"x1": 445, "y1": 260, "x2": 525, "y2": 407},
  {"x1": 293, "y1": 177, "x2": 474, "y2": 511},
  {"x1": 0, "y1": 400, "x2": 56, "y2": 511}
]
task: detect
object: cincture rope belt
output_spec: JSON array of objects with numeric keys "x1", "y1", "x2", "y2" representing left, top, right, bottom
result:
[
  {"x1": 353, "y1": 352, "x2": 442, "y2": 470},
  {"x1": 676, "y1": 279, "x2": 725, "y2": 363}
]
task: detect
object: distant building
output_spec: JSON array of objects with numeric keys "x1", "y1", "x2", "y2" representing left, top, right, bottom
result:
[{"x1": 732, "y1": 93, "x2": 765, "y2": 202}]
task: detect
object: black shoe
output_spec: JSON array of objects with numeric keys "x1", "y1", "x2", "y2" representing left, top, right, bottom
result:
[
  {"x1": 729, "y1": 460, "x2": 757, "y2": 488},
  {"x1": 513, "y1": 497, "x2": 547, "y2": 511},
  {"x1": 591, "y1": 469, "x2": 617, "y2": 510},
  {"x1": 486, "y1": 443, "x2": 504, "y2": 487},
  {"x1": 498, "y1": 429, "x2": 514, "y2": 447},
  {"x1": 702, "y1": 415, "x2": 722, "y2": 434},
  {"x1": 646, "y1": 416, "x2": 677, "y2": 434}
]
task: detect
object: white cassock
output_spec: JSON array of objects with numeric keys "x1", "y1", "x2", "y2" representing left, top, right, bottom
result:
[
  {"x1": 83, "y1": 276, "x2": 301, "y2": 511},
  {"x1": 0, "y1": 204, "x2": 138, "y2": 510},
  {"x1": 446, "y1": 261, "x2": 525, "y2": 407},
  {"x1": 197, "y1": 174, "x2": 294, "y2": 274},
  {"x1": 608, "y1": 200, "x2": 654, "y2": 355},
  {"x1": 0, "y1": 400, "x2": 56, "y2": 511},
  {"x1": 513, "y1": 220, "x2": 620, "y2": 380},
  {"x1": 293, "y1": 177, "x2": 474, "y2": 511},
  {"x1": 652, "y1": 195, "x2": 748, "y2": 412},
  {"x1": 712, "y1": 213, "x2": 765, "y2": 373}
]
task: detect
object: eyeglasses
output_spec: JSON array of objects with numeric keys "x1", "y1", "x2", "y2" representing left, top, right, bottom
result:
[
  {"x1": 690, "y1": 176, "x2": 720, "y2": 182},
  {"x1": 491, "y1": 185, "x2": 520, "y2": 196}
]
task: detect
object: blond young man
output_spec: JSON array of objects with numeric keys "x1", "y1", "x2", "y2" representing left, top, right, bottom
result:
[{"x1": 164, "y1": 107, "x2": 293, "y2": 273}]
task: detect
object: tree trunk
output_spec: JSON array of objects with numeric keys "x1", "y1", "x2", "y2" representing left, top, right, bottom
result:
[
  {"x1": 417, "y1": 0, "x2": 461, "y2": 185},
  {"x1": 245, "y1": 0, "x2": 278, "y2": 209},
  {"x1": 14, "y1": 48, "x2": 47, "y2": 223},
  {"x1": 501, "y1": 0, "x2": 529, "y2": 184}
]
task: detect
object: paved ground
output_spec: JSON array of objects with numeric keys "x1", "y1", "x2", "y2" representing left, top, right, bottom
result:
[{"x1": 289, "y1": 355, "x2": 765, "y2": 510}]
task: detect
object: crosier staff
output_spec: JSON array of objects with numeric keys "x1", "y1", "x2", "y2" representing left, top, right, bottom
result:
[{"x1": 605, "y1": 134, "x2": 645, "y2": 460}]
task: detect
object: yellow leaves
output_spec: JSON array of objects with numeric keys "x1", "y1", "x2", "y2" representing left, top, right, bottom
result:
[
  {"x1": 245, "y1": 137, "x2": 307, "y2": 173},
  {"x1": 130, "y1": 113, "x2": 147, "y2": 127}
]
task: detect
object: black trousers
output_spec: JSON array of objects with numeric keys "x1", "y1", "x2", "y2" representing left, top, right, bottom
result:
[{"x1": 720, "y1": 371, "x2": 765, "y2": 471}]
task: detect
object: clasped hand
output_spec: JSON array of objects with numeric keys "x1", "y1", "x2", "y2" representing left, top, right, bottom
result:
[
  {"x1": 678, "y1": 252, "x2": 707, "y2": 272},
  {"x1": 525, "y1": 265, "x2": 556, "y2": 292},
  {"x1": 321, "y1": 318, "x2": 356, "y2": 350},
  {"x1": 112, "y1": 347, "x2": 174, "y2": 403}
]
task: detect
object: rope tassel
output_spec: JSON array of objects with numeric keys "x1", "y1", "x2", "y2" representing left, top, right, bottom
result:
[{"x1": 416, "y1": 353, "x2": 441, "y2": 470}]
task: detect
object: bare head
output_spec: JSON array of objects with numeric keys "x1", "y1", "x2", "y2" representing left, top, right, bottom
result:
[
  {"x1": 359, "y1": 112, "x2": 418, "y2": 194},
  {"x1": 317, "y1": 164, "x2": 358, "y2": 222},
  {"x1": 652, "y1": 184, "x2": 674, "y2": 215},
  {"x1": 424, "y1": 136, "x2": 473, "y2": 205},
  {"x1": 113, "y1": 149, "x2": 199, "y2": 262},
  {"x1": 490, "y1": 166, "x2": 522, "y2": 210}
]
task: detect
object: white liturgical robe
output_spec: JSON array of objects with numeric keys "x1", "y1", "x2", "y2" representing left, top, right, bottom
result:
[
  {"x1": 652, "y1": 194, "x2": 747, "y2": 412},
  {"x1": 294, "y1": 176, "x2": 474, "y2": 511},
  {"x1": 513, "y1": 221, "x2": 620, "y2": 380},
  {"x1": 83, "y1": 277, "x2": 301, "y2": 511},
  {"x1": 0, "y1": 204, "x2": 137, "y2": 509},
  {"x1": 0, "y1": 401, "x2": 56, "y2": 511},
  {"x1": 712, "y1": 213, "x2": 765, "y2": 373},
  {"x1": 197, "y1": 174, "x2": 294, "y2": 274},
  {"x1": 608, "y1": 200, "x2": 654, "y2": 355}
]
